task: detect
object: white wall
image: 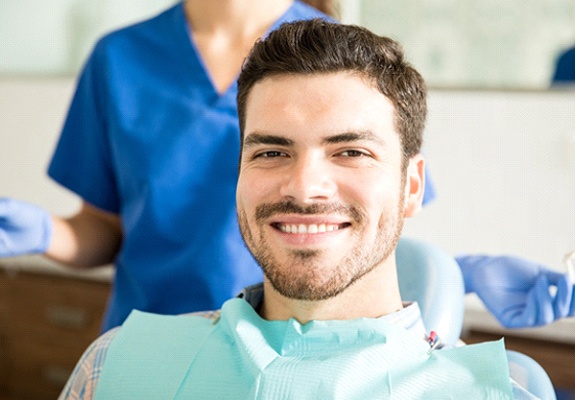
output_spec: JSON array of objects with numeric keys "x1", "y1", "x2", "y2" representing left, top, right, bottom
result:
[
  {"x1": 0, "y1": 78, "x2": 80, "y2": 216},
  {"x1": 0, "y1": 0, "x2": 178, "y2": 75}
]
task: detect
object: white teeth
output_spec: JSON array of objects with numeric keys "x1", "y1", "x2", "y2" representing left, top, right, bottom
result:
[{"x1": 279, "y1": 223, "x2": 341, "y2": 234}]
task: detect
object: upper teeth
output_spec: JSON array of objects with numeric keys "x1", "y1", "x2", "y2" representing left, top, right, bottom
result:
[{"x1": 279, "y1": 224, "x2": 341, "y2": 234}]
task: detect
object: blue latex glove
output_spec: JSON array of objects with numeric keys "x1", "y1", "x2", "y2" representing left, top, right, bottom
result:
[
  {"x1": 457, "y1": 254, "x2": 575, "y2": 328},
  {"x1": 0, "y1": 198, "x2": 53, "y2": 256}
]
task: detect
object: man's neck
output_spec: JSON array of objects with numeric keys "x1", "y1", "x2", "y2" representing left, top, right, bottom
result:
[{"x1": 259, "y1": 258, "x2": 404, "y2": 325}]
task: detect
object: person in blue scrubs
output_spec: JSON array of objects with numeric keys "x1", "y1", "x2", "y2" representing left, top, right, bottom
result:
[
  {"x1": 552, "y1": 46, "x2": 575, "y2": 84},
  {"x1": 0, "y1": 0, "x2": 573, "y2": 332}
]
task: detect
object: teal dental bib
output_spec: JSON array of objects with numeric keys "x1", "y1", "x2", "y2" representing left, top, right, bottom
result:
[{"x1": 95, "y1": 299, "x2": 513, "y2": 399}]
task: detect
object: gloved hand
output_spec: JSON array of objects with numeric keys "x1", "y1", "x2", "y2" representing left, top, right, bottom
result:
[
  {"x1": 457, "y1": 254, "x2": 575, "y2": 329},
  {"x1": 0, "y1": 197, "x2": 53, "y2": 256}
]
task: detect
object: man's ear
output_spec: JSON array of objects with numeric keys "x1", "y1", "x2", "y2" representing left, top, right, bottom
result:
[{"x1": 403, "y1": 153, "x2": 425, "y2": 218}]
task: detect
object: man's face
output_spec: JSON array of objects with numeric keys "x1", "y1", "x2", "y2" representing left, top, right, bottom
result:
[{"x1": 237, "y1": 72, "x2": 423, "y2": 301}]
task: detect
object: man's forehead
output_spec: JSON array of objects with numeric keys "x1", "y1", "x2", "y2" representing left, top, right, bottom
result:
[
  {"x1": 250, "y1": 71, "x2": 377, "y2": 93},
  {"x1": 245, "y1": 72, "x2": 393, "y2": 115},
  {"x1": 243, "y1": 72, "x2": 397, "y2": 146}
]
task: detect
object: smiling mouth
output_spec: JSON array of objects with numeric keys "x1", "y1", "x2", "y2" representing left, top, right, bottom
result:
[{"x1": 272, "y1": 223, "x2": 351, "y2": 234}]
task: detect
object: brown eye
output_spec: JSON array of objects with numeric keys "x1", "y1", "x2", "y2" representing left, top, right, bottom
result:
[
  {"x1": 340, "y1": 150, "x2": 367, "y2": 157},
  {"x1": 255, "y1": 150, "x2": 288, "y2": 159},
  {"x1": 258, "y1": 151, "x2": 286, "y2": 158}
]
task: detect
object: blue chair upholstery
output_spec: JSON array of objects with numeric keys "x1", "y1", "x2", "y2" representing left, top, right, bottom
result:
[
  {"x1": 506, "y1": 350, "x2": 556, "y2": 400},
  {"x1": 395, "y1": 237, "x2": 465, "y2": 347},
  {"x1": 396, "y1": 237, "x2": 556, "y2": 398}
]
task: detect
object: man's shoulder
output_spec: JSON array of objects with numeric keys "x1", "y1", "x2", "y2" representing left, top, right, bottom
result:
[
  {"x1": 58, "y1": 310, "x2": 220, "y2": 400},
  {"x1": 101, "y1": 310, "x2": 219, "y2": 362},
  {"x1": 113, "y1": 309, "x2": 220, "y2": 340},
  {"x1": 57, "y1": 327, "x2": 120, "y2": 400}
]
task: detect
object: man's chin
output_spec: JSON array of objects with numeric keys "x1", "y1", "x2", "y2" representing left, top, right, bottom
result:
[
  {"x1": 270, "y1": 283, "x2": 347, "y2": 302},
  {"x1": 265, "y1": 267, "x2": 353, "y2": 301}
]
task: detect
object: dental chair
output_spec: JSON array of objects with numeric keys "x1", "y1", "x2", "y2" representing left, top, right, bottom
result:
[
  {"x1": 506, "y1": 350, "x2": 556, "y2": 400},
  {"x1": 396, "y1": 237, "x2": 556, "y2": 400},
  {"x1": 396, "y1": 237, "x2": 464, "y2": 347}
]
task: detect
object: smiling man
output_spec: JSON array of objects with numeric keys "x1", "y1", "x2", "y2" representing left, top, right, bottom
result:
[
  {"x1": 236, "y1": 71, "x2": 420, "y2": 323},
  {"x1": 59, "y1": 19, "x2": 534, "y2": 399}
]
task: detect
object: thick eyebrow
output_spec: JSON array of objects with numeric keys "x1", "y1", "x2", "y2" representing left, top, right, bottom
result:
[
  {"x1": 322, "y1": 131, "x2": 384, "y2": 145},
  {"x1": 243, "y1": 133, "x2": 294, "y2": 149}
]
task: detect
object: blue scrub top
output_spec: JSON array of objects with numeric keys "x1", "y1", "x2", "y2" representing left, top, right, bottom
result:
[{"x1": 49, "y1": 2, "x2": 437, "y2": 331}]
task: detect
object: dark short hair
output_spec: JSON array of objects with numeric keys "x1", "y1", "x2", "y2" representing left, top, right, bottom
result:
[{"x1": 237, "y1": 18, "x2": 427, "y2": 162}]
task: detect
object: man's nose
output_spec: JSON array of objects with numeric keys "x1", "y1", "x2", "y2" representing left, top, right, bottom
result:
[{"x1": 279, "y1": 156, "x2": 337, "y2": 203}]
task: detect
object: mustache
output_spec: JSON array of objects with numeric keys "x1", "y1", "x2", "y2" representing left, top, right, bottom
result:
[{"x1": 255, "y1": 200, "x2": 365, "y2": 223}]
